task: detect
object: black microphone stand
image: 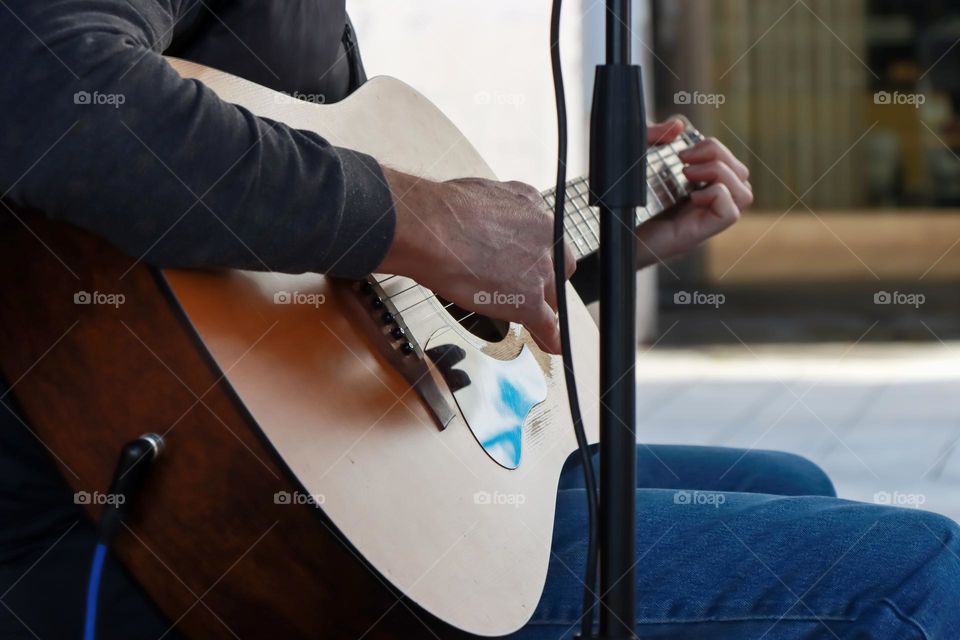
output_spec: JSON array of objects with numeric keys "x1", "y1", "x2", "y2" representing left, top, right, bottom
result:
[{"x1": 587, "y1": 1, "x2": 646, "y2": 637}]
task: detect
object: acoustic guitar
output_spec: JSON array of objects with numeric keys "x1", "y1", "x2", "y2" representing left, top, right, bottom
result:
[{"x1": 0, "y1": 59, "x2": 701, "y2": 638}]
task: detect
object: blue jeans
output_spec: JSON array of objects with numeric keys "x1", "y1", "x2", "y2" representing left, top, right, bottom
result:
[{"x1": 510, "y1": 445, "x2": 960, "y2": 639}]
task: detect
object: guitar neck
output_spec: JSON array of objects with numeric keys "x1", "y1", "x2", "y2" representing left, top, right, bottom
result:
[{"x1": 542, "y1": 123, "x2": 704, "y2": 261}]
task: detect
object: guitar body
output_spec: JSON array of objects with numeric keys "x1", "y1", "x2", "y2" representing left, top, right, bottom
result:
[{"x1": 0, "y1": 60, "x2": 599, "y2": 638}]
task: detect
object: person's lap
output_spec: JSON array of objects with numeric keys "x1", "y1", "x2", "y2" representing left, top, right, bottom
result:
[
  {"x1": 4, "y1": 392, "x2": 958, "y2": 640},
  {"x1": 510, "y1": 444, "x2": 960, "y2": 639}
]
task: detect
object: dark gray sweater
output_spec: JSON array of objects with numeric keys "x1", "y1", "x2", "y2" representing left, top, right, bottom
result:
[{"x1": 0, "y1": 0, "x2": 395, "y2": 278}]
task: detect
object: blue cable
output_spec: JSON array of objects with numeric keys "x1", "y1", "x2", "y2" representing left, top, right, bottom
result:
[{"x1": 83, "y1": 542, "x2": 108, "y2": 640}]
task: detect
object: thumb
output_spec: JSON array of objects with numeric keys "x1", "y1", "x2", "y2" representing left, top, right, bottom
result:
[{"x1": 647, "y1": 118, "x2": 683, "y2": 145}]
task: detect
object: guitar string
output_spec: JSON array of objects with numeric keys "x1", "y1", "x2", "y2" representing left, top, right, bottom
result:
[
  {"x1": 556, "y1": 141, "x2": 690, "y2": 256},
  {"x1": 370, "y1": 140, "x2": 697, "y2": 287},
  {"x1": 563, "y1": 138, "x2": 689, "y2": 256},
  {"x1": 378, "y1": 155, "x2": 696, "y2": 325},
  {"x1": 372, "y1": 135, "x2": 700, "y2": 328},
  {"x1": 385, "y1": 134, "x2": 704, "y2": 343}
]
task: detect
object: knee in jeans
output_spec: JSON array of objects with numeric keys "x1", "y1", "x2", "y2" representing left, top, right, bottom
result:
[
  {"x1": 874, "y1": 508, "x2": 960, "y2": 595},
  {"x1": 905, "y1": 509, "x2": 960, "y2": 546},
  {"x1": 755, "y1": 450, "x2": 836, "y2": 497}
]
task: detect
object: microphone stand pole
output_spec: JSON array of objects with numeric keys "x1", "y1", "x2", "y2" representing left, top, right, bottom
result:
[{"x1": 587, "y1": 0, "x2": 645, "y2": 637}]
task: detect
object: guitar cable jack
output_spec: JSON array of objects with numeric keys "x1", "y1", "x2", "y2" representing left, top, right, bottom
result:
[{"x1": 84, "y1": 433, "x2": 165, "y2": 640}]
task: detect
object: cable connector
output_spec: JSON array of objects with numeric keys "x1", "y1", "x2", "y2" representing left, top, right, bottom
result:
[{"x1": 98, "y1": 433, "x2": 164, "y2": 543}]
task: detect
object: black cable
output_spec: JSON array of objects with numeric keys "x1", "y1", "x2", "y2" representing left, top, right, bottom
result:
[{"x1": 549, "y1": 1, "x2": 599, "y2": 636}]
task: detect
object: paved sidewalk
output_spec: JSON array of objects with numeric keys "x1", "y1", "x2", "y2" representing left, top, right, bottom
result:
[{"x1": 635, "y1": 342, "x2": 960, "y2": 521}]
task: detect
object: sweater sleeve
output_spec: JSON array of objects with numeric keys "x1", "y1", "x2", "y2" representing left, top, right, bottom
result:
[{"x1": 0, "y1": 0, "x2": 395, "y2": 278}]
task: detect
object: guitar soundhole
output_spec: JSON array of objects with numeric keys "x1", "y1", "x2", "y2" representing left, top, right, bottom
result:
[{"x1": 439, "y1": 298, "x2": 509, "y2": 343}]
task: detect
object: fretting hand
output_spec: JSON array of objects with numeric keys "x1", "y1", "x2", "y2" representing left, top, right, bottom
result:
[{"x1": 635, "y1": 119, "x2": 752, "y2": 268}]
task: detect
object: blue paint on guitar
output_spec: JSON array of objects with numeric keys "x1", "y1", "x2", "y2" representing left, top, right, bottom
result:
[
  {"x1": 425, "y1": 335, "x2": 548, "y2": 469},
  {"x1": 476, "y1": 379, "x2": 528, "y2": 467}
]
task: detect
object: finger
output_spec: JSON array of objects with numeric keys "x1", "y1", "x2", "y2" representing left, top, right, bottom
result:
[
  {"x1": 522, "y1": 300, "x2": 562, "y2": 355},
  {"x1": 501, "y1": 180, "x2": 543, "y2": 203},
  {"x1": 647, "y1": 118, "x2": 684, "y2": 146},
  {"x1": 678, "y1": 137, "x2": 749, "y2": 181},
  {"x1": 543, "y1": 267, "x2": 559, "y2": 312},
  {"x1": 688, "y1": 182, "x2": 741, "y2": 226},
  {"x1": 683, "y1": 161, "x2": 753, "y2": 210},
  {"x1": 564, "y1": 240, "x2": 577, "y2": 280}
]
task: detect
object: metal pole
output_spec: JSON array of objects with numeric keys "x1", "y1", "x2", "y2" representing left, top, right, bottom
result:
[{"x1": 590, "y1": 0, "x2": 645, "y2": 637}]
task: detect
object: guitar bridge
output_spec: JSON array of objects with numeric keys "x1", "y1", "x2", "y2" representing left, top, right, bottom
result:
[{"x1": 336, "y1": 276, "x2": 458, "y2": 432}]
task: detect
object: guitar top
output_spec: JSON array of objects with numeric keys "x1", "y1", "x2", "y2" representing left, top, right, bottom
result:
[{"x1": 0, "y1": 58, "x2": 702, "y2": 639}]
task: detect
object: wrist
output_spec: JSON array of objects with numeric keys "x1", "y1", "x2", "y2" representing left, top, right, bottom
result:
[{"x1": 376, "y1": 167, "x2": 449, "y2": 279}]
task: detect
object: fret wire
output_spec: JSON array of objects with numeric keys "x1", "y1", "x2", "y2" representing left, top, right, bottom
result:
[
  {"x1": 539, "y1": 127, "x2": 704, "y2": 258},
  {"x1": 657, "y1": 144, "x2": 685, "y2": 204},
  {"x1": 566, "y1": 180, "x2": 590, "y2": 248},
  {"x1": 648, "y1": 170, "x2": 667, "y2": 211},
  {"x1": 664, "y1": 144, "x2": 685, "y2": 204},
  {"x1": 639, "y1": 159, "x2": 666, "y2": 227},
  {"x1": 572, "y1": 180, "x2": 600, "y2": 251},
  {"x1": 565, "y1": 200, "x2": 591, "y2": 258},
  {"x1": 574, "y1": 183, "x2": 599, "y2": 248},
  {"x1": 554, "y1": 179, "x2": 590, "y2": 259},
  {"x1": 649, "y1": 154, "x2": 674, "y2": 210},
  {"x1": 545, "y1": 189, "x2": 574, "y2": 254},
  {"x1": 661, "y1": 144, "x2": 690, "y2": 198},
  {"x1": 653, "y1": 145, "x2": 675, "y2": 196},
  {"x1": 651, "y1": 150, "x2": 675, "y2": 208}
]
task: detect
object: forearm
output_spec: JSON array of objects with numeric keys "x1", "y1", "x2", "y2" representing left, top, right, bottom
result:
[{"x1": 1, "y1": 0, "x2": 394, "y2": 278}]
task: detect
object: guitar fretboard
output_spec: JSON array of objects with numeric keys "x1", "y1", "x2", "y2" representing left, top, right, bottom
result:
[{"x1": 541, "y1": 125, "x2": 704, "y2": 260}]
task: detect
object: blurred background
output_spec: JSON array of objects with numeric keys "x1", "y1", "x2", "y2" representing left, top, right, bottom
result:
[{"x1": 351, "y1": 1, "x2": 960, "y2": 521}]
